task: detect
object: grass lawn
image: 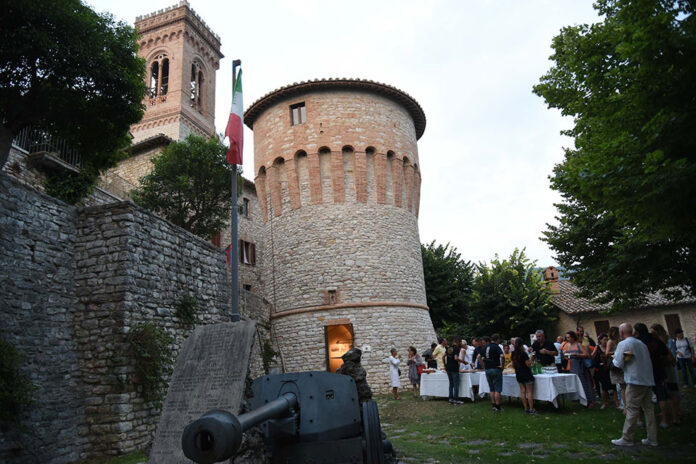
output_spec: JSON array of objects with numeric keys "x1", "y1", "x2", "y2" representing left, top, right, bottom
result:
[{"x1": 377, "y1": 386, "x2": 696, "y2": 463}]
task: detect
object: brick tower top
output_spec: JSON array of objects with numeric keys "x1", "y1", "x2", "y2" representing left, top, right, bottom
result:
[
  {"x1": 245, "y1": 78, "x2": 426, "y2": 139},
  {"x1": 130, "y1": 1, "x2": 223, "y2": 144}
]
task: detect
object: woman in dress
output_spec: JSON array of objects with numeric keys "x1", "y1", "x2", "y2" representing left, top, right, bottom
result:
[
  {"x1": 592, "y1": 333, "x2": 619, "y2": 409},
  {"x1": 562, "y1": 330, "x2": 595, "y2": 408},
  {"x1": 406, "y1": 346, "x2": 423, "y2": 398},
  {"x1": 650, "y1": 323, "x2": 681, "y2": 425},
  {"x1": 512, "y1": 337, "x2": 536, "y2": 414},
  {"x1": 607, "y1": 326, "x2": 625, "y2": 410},
  {"x1": 388, "y1": 348, "x2": 401, "y2": 400}
]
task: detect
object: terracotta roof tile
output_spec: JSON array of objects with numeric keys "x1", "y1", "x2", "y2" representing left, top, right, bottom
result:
[{"x1": 552, "y1": 280, "x2": 696, "y2": 314}]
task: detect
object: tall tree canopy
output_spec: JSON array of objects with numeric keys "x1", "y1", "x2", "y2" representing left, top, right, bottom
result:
[
  {"x1": 0, "y1": 0, "x2": 146, "y2": 169},
  {"x1": 468, "y1": 249, "x2": 555, "y2": 340},
  {"x1": 533, "y1": 0, "x2": 696, "y2": 309},
  {"x1": 421, "y1": 241, "x2": 475, "y2": 330},
  {"x1": 421, "y1": 243, "x2": 554, "y2": 340},
  {"x1": 132, "y1": 135, "x2": 233, "y2": 238}
]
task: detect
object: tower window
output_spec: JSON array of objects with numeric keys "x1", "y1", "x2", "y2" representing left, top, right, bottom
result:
[
  {"x1": 190, "y1": 62, "x2": 204, "y2": 110},
  {"x1": 290, "y1": 102, "x2": 306, "y2": 125},
  {"x1": 149, "y1": 54, "x2": 169, "y2": 99}
]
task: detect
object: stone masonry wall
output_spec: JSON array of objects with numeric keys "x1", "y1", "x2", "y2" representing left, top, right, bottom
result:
[
  {"x1": 0, "y1": 174, "x2": 88, "y2": 463},
  {"x1": 1, "y1": 175, "x2": 268, "y2": 462},
  {"x1": 73, "y1": 201, "x2": 233, "y2": 456},
  {"x1": 272, "y1": 305, "x2": 436, "y2": 392}
]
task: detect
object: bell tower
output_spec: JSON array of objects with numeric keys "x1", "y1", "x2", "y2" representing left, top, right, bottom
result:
[{"x1": 130, "y1": 1, "x2": 222, "y2": 143}]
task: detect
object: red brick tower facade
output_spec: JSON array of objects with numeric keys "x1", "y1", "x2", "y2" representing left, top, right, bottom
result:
[{"x1": 130, "y1": 1, "x2": 222, "y2": 143}]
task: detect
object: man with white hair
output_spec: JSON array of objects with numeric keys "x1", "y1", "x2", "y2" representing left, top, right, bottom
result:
[{"x1": 611, "y1": 323, "x2": 658, "y2": 447}]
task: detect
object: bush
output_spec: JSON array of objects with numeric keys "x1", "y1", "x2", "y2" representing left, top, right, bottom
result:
[
  {"x1": 174, "y1": 295, "x2": 200, "y2": 326},
  {"x1": 127, "y1": 323, "x2": 174, "y2": 407}
]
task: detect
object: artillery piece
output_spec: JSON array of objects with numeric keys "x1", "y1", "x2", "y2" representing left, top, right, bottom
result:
[{"x1": 182, "y1": 371, "x2": 392, "y2": 464}]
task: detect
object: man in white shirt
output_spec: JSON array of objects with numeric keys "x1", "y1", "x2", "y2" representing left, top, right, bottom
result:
[{"x1": 611, "y1": 323, "x2": 657, "y2": 447}]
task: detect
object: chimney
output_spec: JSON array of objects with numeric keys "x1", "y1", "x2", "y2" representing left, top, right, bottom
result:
[{"x1": 543, "y1": 266, "x2": 560, "y2": 295}]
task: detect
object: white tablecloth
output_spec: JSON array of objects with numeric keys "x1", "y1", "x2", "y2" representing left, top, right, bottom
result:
[
  {"x1": 419, "y1": 371, "x2": 480, "y2": 400},
  {"x1": 476, "y1": 372, "x2": 587, "y2": 407}
]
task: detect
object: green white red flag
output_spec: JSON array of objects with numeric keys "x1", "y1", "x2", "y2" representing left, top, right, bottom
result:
[{"x1": 225, "y1": 69, "x2": 243, "y2": 165}]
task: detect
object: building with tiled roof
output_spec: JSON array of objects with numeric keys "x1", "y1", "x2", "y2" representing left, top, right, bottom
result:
[{"x1": 543, "y1": 266, "x2": 696, "y2": 341}]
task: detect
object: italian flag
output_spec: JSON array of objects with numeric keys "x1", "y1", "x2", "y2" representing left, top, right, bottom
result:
[{"x1": 225, "y1": 69, "x2": 243, "y2": 165}]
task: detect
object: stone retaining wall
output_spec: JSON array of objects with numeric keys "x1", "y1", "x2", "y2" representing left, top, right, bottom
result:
[{"x1": 0, "y1": 174, "x2": 268, "y2": 462}]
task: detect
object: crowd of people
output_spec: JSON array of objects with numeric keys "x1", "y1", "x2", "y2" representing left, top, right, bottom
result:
[{"x1": 386, "y1": 323, "x2": 695, "y2": 446}]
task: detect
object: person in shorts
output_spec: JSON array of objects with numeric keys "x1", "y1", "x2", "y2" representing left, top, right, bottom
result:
[
  {"x1": 479, "y1": 334, "x2": 504, "y2": 411},
  {"x1": 512, "y1": 337, "x2": 536, "y2": 414}
]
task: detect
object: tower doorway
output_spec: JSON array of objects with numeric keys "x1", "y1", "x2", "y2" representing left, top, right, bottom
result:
[{"x1": 324, "y1": 323, "x2": 354, "y2": 373}]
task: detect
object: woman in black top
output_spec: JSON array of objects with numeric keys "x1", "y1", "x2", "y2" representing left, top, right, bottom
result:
[{"x1": 512, "y1": 337, "x2": 536, "y2": 414}]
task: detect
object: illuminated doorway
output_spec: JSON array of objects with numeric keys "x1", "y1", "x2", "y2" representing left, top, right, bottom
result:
[{"x1": 325, "y1": 323, "x2": 354, "y2": 373}]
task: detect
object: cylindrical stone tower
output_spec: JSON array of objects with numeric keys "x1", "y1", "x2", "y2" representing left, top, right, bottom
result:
[{"x1": 245, "y1": 78, "x2": 436, "y2": 390}]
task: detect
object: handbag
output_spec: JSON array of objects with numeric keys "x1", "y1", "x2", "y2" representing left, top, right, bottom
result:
[{"x1": 416, "y1": 363, "x2": 425, "y2": 376}]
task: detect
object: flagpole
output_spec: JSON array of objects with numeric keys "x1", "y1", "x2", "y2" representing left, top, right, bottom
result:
[{"x1": 230, "y1": 59, "x2": 241, "y2": 322}]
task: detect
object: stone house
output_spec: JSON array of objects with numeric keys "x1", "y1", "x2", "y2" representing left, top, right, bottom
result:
[{"x1": 543, "y1": 267, "x2": 696, "y2": 342}]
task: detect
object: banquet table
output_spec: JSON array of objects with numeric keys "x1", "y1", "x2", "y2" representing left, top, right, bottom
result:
[
  {"x1": 419, "y1": 371, "x2": 481, "y2": 401},
  {"x1": 476, "y1": 372, "x2": 587, "y2": 407}
]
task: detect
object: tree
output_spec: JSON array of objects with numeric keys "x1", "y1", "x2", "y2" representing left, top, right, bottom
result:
[
  {"x1": 132, "y1": 135, "x2": 233, "y2": 238},
  {"x1": 533, "y1": 0, "x2": 696, "y2": 309},
  {"x1": 0, "y1": 0, "x2": 146, "y2": 169},
  {"x1": 468, "y1": 249, "x2": 554, "y2": 339},
  {"x1": 421, "y1": 241, "x2": 475, "y2": 331}
]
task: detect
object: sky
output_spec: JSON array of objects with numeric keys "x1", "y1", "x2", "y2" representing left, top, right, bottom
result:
[{"x1": 89, "y1": 0, "x2": 602, "y2": 267}]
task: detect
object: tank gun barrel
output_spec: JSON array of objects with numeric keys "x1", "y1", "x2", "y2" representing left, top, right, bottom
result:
[{"x1": 181, "y1": 392, "x2": 297, "y2": 463}]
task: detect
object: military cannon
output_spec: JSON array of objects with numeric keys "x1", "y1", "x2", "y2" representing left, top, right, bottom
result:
[{"x1": 182, "y1": 371, "x2": 391, "y2": 464}]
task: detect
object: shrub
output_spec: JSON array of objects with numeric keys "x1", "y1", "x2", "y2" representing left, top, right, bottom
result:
[
  {"x1": 127, "y1": 323, "x2": 174, "y2": 407},
  {"x1": 174, "y1": 295, "x2": 200, "y2": 326}
]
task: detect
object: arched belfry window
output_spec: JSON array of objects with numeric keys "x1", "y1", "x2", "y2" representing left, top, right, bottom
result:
[
  {"x1": 190, "y1": 62, "x2": 204, "y2": 110},
  {"x1": 149, "y1": 53, "x2": 169, "y2": 99}
]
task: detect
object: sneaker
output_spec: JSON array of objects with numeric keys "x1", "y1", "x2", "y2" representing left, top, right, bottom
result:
[
  {"x1": 611, "y1": 438, "x2": 634, "y2": 447},
  {"x1": 641, "y1": 438, "x2": 658, "y2": 447},
  {"x1": 492, "y1": 406, "x2": 498, "y2": 411},
  {"x1": 528, "y1": 409, "x2": 538, "y2": 415}
]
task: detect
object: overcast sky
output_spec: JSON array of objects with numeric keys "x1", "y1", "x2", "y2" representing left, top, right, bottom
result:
[{"x1": 90, "y1": 0, "x2": 601, "y2": 267}]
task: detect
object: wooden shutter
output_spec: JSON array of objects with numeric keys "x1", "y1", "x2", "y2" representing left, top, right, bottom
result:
[{"x1": 665, "y1": 314, "x2": 682, "y2": 338}]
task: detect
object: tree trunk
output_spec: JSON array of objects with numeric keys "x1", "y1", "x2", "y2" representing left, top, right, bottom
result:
[{"x1": 0, "y1": 125, "x2": 14, "y2": 169}]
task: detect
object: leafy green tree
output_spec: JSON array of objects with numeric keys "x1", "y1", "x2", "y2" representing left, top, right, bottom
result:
[
  {"x1": 468, "y1": 249, "x2": 554, "y2": 339},
  {"x1": 0, "y1": 0, "x2": 146, "y2": 169},
  {"x1": 132, "y1": 135, "x2": 233, "y2": 238},
  {"x1": 533, "y1": 0, "x2": 696, "y2": 308},
  {"x1": 421, "y1": 241, "x2": 475, "y2": 331}
]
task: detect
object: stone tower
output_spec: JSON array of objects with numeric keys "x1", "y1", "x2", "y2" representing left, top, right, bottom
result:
[
  {"x1": 130, "y1": 0, "x2": 222, "y2": 144},
  {"x1": 245, "y1": 78, "x2": 437, "y2": 389}
]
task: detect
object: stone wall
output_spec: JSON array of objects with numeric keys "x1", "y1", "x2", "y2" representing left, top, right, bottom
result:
[
  {"x1": 555, "y1": 304, "x2": 696, "y2": 343},
  {"x1": 73, "y1": 201, "x2": 233, "y2": 456},
  {"x1": 271, "y1": 305, "x2": 436, "y2": 392},
  {"x1": 0, "y1": 174, "x2": 88, "y2": 463},
  {"x1": 0, "y1": 175, "x2": 267, "y2": 462}
]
